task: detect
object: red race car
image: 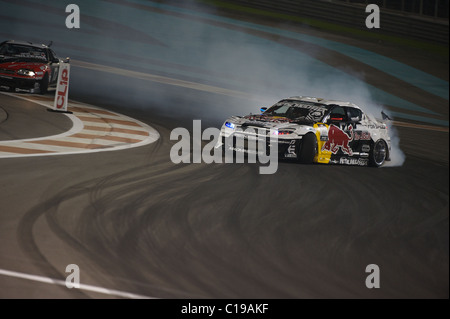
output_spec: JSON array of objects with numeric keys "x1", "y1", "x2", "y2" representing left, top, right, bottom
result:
[{"x1": 0, "y1": 40, "x2": 68, "y2": 94}]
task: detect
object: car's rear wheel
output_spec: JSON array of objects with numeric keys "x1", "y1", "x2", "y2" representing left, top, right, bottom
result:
[
  {"x1": 297, "y1": 133, "x2": 317, "y2": 164},
  {"x1": 39, "y1": 74, "x2": 49, "y2": 95},
  {"x1": 369, "y1": 139, "x2": 387, "y2": 167}
]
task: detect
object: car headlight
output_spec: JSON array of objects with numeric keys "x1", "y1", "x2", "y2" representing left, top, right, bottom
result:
[
  {"x1": 225, "y1": 122, "x2": 235, "y2": 129},
  {"x1": 272, "y1": 130, "x2": 292, "y2": 135},
  {"x1": 17, "y1": 69, "x2": 36, "y2": 77}
]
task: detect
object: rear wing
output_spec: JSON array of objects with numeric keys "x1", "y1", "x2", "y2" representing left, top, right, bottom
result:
[{"x1": 381, "y1": 110, "x2": 392, "y2": 121}]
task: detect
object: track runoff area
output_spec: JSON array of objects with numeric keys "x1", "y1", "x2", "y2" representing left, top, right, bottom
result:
[{"x1": 0, "y1": 63, "x2": 159, "y2": 158}]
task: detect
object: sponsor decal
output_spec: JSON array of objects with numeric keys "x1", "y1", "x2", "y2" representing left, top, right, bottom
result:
[
  {"x1": 244, "y1": 114, "x2": 292, "y2": 124},
  {"x1": 367, "y1": 124, "x2": 385, "y2": 130},
  {"x1": 317, "y1": 124, "x2": 329, "y2": 141},
  {"x1": 288, "y1": 102, "x2": 327, "y2": 113},
  {"x1": 359, "y1": 152, "x2": 370, "y2": 157},
  {"x1": 12, "y1": 53, "x2": 46, "y2": 60},
  {"x1": 322, "y1": 124, "x2": 353, "y2": 155},
  {"x1": 362, "y1": 144, "x2": 371, "y2": 152},
  {"x1": 354, "y1": 131, "x2": 371, "y2": 140},
  {"x1": 306, "y1": 110, "x2": 325, "y2": 122},
  {"x1": 339, "y1": 157, "x2": 369, "y2": 166},
  {"x1": 285, "y1": 140, "x2": 297, "y2": 158},
  {"x1": 53, "y1": 63, "x2": 70, "y2": 111}
]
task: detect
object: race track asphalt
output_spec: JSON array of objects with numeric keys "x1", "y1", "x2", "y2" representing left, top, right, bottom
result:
[
  {"x1": 0, "y1": 0, "x2": 448, "y2": 299},
  {"x1": 0, "y1": 89, "x2": 447, "y2": 299}
]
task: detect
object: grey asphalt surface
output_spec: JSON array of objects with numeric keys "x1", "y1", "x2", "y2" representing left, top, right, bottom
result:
[
  {"x1": 0, "y1": 93, "x2": 72, "y2": 141},
  {"x1": 0, "y1": 89, "x2": 448, "y2": 299},
  {"x1": 0, "y1": 3, "x2": 448, "y2": 299}
]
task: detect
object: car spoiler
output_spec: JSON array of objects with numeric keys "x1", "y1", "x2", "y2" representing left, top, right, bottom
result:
[{"x1": 381, "y1": 110, "x2": 392, "y2": 121}]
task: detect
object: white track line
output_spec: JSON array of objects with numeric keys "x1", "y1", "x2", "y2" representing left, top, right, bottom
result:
[{"x1": 0, "y1": 268, "x2": 154, "y2": 299}]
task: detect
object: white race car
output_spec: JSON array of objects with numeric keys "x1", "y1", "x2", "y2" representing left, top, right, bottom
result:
[{"x1": 217, "y1": 96, "x2": 391, "y2": 167}]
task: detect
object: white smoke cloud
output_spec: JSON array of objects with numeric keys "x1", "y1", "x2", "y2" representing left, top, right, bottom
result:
[
  {"x1": 383, "y1": 122, "x2": 406, "y2": 167},
  {"x1": 1, "y1": 0, "x2": 406, "y2": 167}
]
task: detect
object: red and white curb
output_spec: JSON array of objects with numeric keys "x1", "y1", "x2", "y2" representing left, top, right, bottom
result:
[{"x1": 0, "y1": 93, "x2": 159, "y2": 158}]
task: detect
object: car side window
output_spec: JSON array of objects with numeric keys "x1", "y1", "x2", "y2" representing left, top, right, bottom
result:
[
  {"x1": 48, "y1": 49, "x2": 59, "y2": 63},
  {"x1": 328, "y1": 106, "x2": 347, "y2": 122},
  {"x1": 347, "y1": 107, "x2": 362, "y2": 123}
]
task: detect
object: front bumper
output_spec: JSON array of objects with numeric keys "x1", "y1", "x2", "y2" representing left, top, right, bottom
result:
[
  {"x1": 218, "y1": 132, "x2": 300, "y2": 159},
  {"x1": 0, "y1": 75, "x2": 38, "y2": 90}
]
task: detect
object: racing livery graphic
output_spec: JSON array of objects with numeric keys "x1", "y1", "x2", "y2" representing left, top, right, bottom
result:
[
  {"x1": 0, "y1": 40, "x2": 68, "y2": 94},
  {"x1": 216, "y1": 96, "x2": 392, "y2": 167},
  {"x1": 322, "y1": 124, "x2": 354, "y2": 156}
]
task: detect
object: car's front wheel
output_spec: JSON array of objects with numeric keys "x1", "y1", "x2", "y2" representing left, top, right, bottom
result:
[
  {"x1": 297, "y1": 133, "x2": 317, "y2": 164},
  {"x1": 39, "y1": 74, "x2": 49, "y2": 95},
  {"x1": 369, "y1": 139, "x2": 387, "y2": 167}
]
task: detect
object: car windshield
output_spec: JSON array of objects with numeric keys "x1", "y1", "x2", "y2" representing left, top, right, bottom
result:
[
  {"x1": 263, "y1": 100, "x2": 329, "y2": 122},
  {"x1": 0, "y1": 43, "x2": 48, "y2": 62}
]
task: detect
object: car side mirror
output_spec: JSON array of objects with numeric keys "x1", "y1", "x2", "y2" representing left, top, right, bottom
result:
[
  {"x1": 64, "y1": 57, "x2": 70, "y2": 63},
  {"x1": 260, "y1": 107, "x2": 267, "y2": 113}
]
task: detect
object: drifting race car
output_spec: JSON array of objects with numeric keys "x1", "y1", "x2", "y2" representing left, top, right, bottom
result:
[
  {"x1": 0, "y1": 40, "x2": 67, "y2": 94},
  {"x1": 217, "y1": 96, "x2": 392, "y2": 167}
]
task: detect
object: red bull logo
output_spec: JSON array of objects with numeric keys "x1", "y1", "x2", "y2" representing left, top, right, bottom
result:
[{"x1": 322, "y1": 124, "x2": 353, "y2": 155}]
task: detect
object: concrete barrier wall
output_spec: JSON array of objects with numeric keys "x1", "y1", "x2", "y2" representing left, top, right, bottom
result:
[{"x1": 225, "y1": 0, "x2": 449, "y2": 44}]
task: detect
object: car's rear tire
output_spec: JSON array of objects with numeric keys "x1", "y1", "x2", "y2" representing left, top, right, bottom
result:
[
  {"x1": 298, "y1": 133, "x2": 317, "y2": 164},
  {"x1": 39, "y1": 74, "x2": 49, "y2": 95},
  {"x1": 369, "y1": 139, "x2": 387, "y2": 167}
]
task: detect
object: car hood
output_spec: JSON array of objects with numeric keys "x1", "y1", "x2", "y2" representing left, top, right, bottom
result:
[
  {"x1": 0, "y1": 61, "x2": 46, "y2": 71},
  {"x1": 229, "y1": 114, "x2": 313, "y2": 130}
]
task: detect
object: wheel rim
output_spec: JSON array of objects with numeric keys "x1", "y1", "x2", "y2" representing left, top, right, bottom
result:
[{"x1": 373, "y1": 140, "x2": 386, "y2": 166}]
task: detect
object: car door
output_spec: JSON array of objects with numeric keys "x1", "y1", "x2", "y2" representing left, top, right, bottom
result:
[
  {"x1": 324, "y1": 106, "x2": 354, "y2": 156},
  {"x1": 345, "y1": 107, "x2": 371, "y2": 155},
  {"x1": 47, "y1": 49, "x2": 60, "y2": 85}
]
